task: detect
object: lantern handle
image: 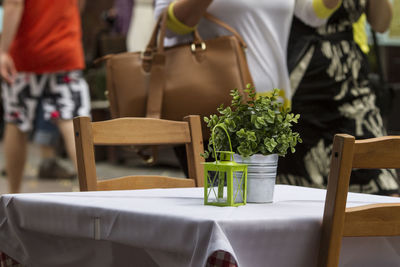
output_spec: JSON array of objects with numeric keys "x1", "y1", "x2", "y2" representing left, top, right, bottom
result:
[{"x1": 211, "y1": 123, "x2": 233, "y2": 160}]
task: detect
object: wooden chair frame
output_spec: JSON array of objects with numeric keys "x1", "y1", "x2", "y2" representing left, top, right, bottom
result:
[
  {"x1": 73, "y1": 115, "x2": 204, "y2": 191},
  {"x1": 318, "y1": 134, "x2": 400, "y2": 267}
]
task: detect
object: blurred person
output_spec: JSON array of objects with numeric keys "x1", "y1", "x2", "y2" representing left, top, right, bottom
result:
[
  {"x1": 0, "y1": 5, "x2": 3, "y2": 35},
  {"x1": 154, "y1": 0, "x2": 341, "y2": 176},
  {"x1": 99, "y1": 0, "x2": 134, "y2": 54},
  {"x1": 127, "y1": 0, "x2": 154, "y2": 52},
  {"x1": 154, "y1": 0, "x2": 342, "y2": 108},
  {"x1": 0, "y1": 4, "x2": 3, "y2": 139},
  {"x1": 277, "y1": 0, "x2": 400, "y2": 196},
  {"x1": 0, "y1": 0, "x2": 90, "y2": 193},
  {"x1": 33, "y1": 104, "x2": 76, "y2": 180},
  {"x1": 0, "y1": 104, "x2": 76, "y2": 179},
  {"x1": 108, "y1": 0, "x2": 135, "y2": 35}
]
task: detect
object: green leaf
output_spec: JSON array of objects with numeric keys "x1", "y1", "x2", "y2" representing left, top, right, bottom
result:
[
  {"x1": 247, "y1": 131, "x2": 257, "y2": 142},
  {"x1": 200, "y1": 151, "x2": 209, "y2": 159},
  {"x1": 256, "y1": 117, "x2": 266, "y2": 126},
  {"x1": 202, "y1": 83, "x2": 301, "y2": 158}
]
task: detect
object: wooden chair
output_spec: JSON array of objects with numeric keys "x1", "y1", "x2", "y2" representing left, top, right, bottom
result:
[
  {"x1": 73, "y1": 115, "x2": 204, "y2": 191},
  {"x1": 318, "y1": 134, "x2": 400, "y2": 267}
]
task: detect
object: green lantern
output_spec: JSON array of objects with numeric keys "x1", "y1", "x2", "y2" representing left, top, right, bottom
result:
[{"x1": 203, "y1": 124, "x2": 248, "y2": 207}]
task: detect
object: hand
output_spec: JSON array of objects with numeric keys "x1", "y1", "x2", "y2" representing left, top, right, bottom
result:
[
  {"x1": 323, "y1": 0, "x2": 341, "y2": 9},
  {"x1": 367, "y1": 0, "x2": 392, "y2": 33},
  {"x1": 173, "y1": 0, "x2": 213, "y2": 27},
  {"x1": 0, "y1": 52, "x2": 17, "y2": 84}
]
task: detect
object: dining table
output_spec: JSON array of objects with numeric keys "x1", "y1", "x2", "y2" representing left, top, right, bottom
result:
[{"x1": 1, "y1": 185, "x2": 400, "y2": 267}]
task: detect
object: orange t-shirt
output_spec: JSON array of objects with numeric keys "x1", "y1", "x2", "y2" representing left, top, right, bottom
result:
[{"x1": 10, "y1": 0, "x2": 85, "y2": 73}]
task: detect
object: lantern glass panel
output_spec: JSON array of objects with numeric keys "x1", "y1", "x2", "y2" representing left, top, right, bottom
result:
[
  {"x1": 204, "y1": 164, "x2": 247, "y2": 206},
  {"x1": 232, "y1": 170, "x2": 245, "y2": 203},
  {"x1": 206, "y1": 170, "x2": 227, "y2": 203}
]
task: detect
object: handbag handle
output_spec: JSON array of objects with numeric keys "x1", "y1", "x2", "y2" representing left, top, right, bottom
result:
[
  {"x1": 144, "y1": 8, "x2": 249, "y2": 119},
  {"x1": 144, "y1": 9, "x2": 248, "y2": 57},
  {"x1": 203, "y1": 13, "x2": 247, "y2": 49},
  {"x1": 145, "y1": 11, "x2": 173, "y2": 55},
  {"x1": 145, "y1": 10, "x2": 203, "y2": 55}
]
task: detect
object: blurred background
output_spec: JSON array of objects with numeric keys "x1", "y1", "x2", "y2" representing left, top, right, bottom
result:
[
  {"x1": 0, "y1": 0, "x2": 399, "y2": 193},
  {"x1": 0, "y1": 0, "x2": 186, "y2": 194}
]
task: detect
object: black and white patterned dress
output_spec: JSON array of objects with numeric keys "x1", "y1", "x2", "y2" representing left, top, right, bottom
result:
[{"x1": 277, "y1": 0, "x2": 400, "y2": 195}]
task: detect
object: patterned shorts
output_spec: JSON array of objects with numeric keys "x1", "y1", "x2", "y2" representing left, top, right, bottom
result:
[{"x1": 1, "y1": 71, "x2": 91, "y2": 132}]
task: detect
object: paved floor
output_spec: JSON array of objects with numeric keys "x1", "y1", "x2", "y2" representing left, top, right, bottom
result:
[{"x1": 0, "y1": 143, "x2": 185, "y2": 195}]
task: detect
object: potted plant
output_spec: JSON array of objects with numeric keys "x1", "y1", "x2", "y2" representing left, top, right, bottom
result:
[{"x1": 202, "y1": 84, "x2": 302, "y2": 203}]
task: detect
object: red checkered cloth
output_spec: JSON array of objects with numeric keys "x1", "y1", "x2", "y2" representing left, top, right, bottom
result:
[
  {"x1": 0, "y1": 252, "x2": 23, "y2": 267},
  {"x1": 206, "y1": 250, "x2": 238, "y2": 267}
]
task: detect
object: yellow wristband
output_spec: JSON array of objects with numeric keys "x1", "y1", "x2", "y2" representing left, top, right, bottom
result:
[
  {"x1": 167, "y1": 1, "x2": 197, "y2": 35},
  {"x1": 313, "y1": 0, "x2": 342, "y2": 19}
]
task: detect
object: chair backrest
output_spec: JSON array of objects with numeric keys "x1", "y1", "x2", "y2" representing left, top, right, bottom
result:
[
  {"x1": 73, "y1": 115, "x2": 204, "y2": 191},
  {"x1": 318, "y1": 134, "x2": 400, "y2": 267}
]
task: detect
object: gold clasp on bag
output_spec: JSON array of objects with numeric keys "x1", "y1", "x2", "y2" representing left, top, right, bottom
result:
[
  {"x1": 191, "y1": 42, "x2": 206, "y2": 52},
  {"x1": 140, "y1": 51, "x2": 154, "y2": 61}
]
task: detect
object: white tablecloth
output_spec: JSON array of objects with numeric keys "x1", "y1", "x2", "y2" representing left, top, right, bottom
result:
[{"x1": 1, "y1": 185, "x2": 400, "y2": 267}]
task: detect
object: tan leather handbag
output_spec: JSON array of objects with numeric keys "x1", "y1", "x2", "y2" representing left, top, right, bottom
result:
[{"x1": 104, "y1": 11, "x2": 253, "y2": 137}]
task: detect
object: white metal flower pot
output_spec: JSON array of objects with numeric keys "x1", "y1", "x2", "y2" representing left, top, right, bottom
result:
[{"x1": 233, "y1": 154, "x2": 278, "y2": 203}]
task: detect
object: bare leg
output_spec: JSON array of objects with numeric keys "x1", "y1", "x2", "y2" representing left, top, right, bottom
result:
[
  {"x1": 4, "y1": 123, "x2": 28, "y2": 193},
  {"x1": 56, "y1": 119, "x2": 77, "y2": 170}
]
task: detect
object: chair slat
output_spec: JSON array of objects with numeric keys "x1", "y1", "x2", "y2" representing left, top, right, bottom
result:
[
  {"x1": 318, "y1": 134, "x2": 355, "y2": 267},
  {"x1": 74, "y1": 116, "x2": 98, "y2": 191},
  {"x1": 97, "y1": 175, "x2": 195, "y2": 191},
  {"x1": 353, "y1": 136, "x2": 400, "y2": 169},
  {"x1": 184, "y1": 116, "x2": 205, "y2": 187},
  {"x1": 92, "y1": 118, "x2": 191, "y2": 145},
  {"x1": 344, "y1": 204, "x2": 400, "y2": 237}
]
